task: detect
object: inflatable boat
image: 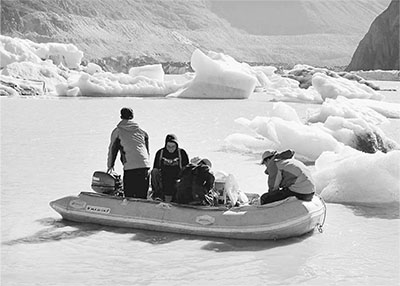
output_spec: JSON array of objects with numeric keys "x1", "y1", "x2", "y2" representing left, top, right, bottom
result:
[{"x1": 50, "y1": 191, "x2": 326, "y2": 240}]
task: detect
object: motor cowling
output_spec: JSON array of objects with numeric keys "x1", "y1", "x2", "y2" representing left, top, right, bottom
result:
[{"x1": 91, "y1": 171, "x2": 123, "y2": 195}]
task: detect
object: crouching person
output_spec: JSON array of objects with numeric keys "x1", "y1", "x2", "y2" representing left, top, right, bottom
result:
[
  {"x1": 175, "y1": 158, "x2": 216, "y2": 205},
  {"x1": 260, "y1": 149, "x2": 315, "y2": 205}
]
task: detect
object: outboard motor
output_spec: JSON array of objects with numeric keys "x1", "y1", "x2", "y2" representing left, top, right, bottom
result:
[{"x1": 91, "y1": 171, "x2": 123, "y2": 196}]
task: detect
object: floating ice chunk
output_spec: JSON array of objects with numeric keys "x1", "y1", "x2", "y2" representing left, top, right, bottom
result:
[
  {"x1": 322, "y1": 116, "x2": 399, "y2": 153},
  {"x1": 0, "y1": 75, "x2": 44, "y2": 96},
  {"x1": 0, "y1": 35, "x2": 42, "y2": 68},
  {"x1": 0, "y1": 35, "x2": 83, "y2": 69},
  {"x1": 263, "y1": 74, "x2": 323, "y2": 103},
  {"x1": 350, "y1": 98, "x2": 400, "y2": 119},
  {"x1": 59, "y1": 70, "x2": 182, "y2": 97},
  {"x1": 175, "y1": 49, "x2": 257, "y2": 99},
  {"x1": 128, "y1": 64, "x2": 164, "y2": 82},
  {"x1": 314, "y1": 148, "x2": 400, "y2": 205},
  {"x1": 34, "y1": 42, "x2": 83, "y2": 69},
  {"x1": 252, "y1": 66, "x2": 277, "y2": 77},
  {"x1": 307, "y1": 96, "x2": 399, "y2": 153},
  {"x1": 270, "y1": 102, "x2": 302, "y2": 123},
  {"x1": 235, "y1": 115, "x2": 341, "y2": 161},
  {"x1": 352, "y1": 70, "x2": 400, "y2": 81},
  {"x1": 85, "y1": 63, "x2": 103, "y2": 75},
  {"x1": 307, "y1": 96, "x2": 389, "y2": 125},
  {"x1": 1, "y1": 61, "x2": 68, "y2": 95},
  {"x1": 312, "y1": 72, "x2": 384, "y2": 101}
]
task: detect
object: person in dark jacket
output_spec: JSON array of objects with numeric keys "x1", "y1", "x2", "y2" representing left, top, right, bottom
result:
[
  {"x1": 260, "y1": 149, "x2": 315, "y2": 205},
  {"x1": 151, "y1": 134, "x2": 189, "y2": 202},
  {"x1": 175, "y1": 158, "x2": 215, "y2": 205},
  {"x1": 107, "y1": 107, "x2": 150, "y2": 199}
]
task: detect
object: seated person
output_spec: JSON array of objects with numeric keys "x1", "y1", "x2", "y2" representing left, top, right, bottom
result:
[
  {"x1": 151, "y1": 134, "x2": 189, "y2": 202},
  {"x1": 175, "y1": 158, "x2": 216, "y2": 205},
  {"x1": 260, "y1": 149, "x2": 315, "y2": 205}
]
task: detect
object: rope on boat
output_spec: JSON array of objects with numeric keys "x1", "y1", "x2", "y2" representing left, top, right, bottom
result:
[{"x1": 315, "y1": 194, "x2": 327, "y2": 233}]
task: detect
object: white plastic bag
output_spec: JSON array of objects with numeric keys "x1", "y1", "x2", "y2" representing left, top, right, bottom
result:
[{"x1": 215, "y1": 171, "x2": 249, "y2": 206}]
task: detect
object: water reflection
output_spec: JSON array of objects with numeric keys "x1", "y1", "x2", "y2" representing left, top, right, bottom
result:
[
  {"x1": 200, "y1": 232, "x2": 314, "y2": 252},
  {"x1": 3, "y1": 217, "x2": 317, "y2": 251},
  {"x1": 3, "y1": 218, "x2": 102, "y2": 245},
  {"x1": 345, "y1": 203, "x2": 399, "y2": 219},
  {"x1": 130, "y1": 227, "x2": 315, "y2": 252},
  {"x1": 130, "y1": 229, "x2": 185, "y2": 244}
]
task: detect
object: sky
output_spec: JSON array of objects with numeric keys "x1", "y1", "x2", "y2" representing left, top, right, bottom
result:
[{"x1": 1, "y1": 35, "x2": 399, "y2": 206}]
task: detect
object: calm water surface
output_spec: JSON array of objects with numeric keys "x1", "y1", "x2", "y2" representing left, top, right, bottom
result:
[{"x1": 1, "y1": 87, "x2": 399, "y2": 285}]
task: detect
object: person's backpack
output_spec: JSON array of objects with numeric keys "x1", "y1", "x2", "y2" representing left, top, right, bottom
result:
[
  {"x1": 175, "y1": 163, "x2": 197, "y2": 204},
  {"x1": 191, "y1": 164, "x2": 215, "y2": 204},
  {"x1": 275, "y1": 149, "x2": 295, "y2": 160},
  {"x1": 176, "y1": 163, "x2": 215, "y2": 205}
]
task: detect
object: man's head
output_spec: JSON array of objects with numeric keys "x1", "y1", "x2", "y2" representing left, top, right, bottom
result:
[
  {"x1": 190, "y1": 157, "x2": 212, "y2": 168},
  {"x1": 260, "y1": 150, "x2": 277, "y2": 165},
  {"x1": 120, "y1": 107, "x2": 134, "y2": 120},
  {"x1": 198, "y1": 158, "x2": 212, "y2": 168}
]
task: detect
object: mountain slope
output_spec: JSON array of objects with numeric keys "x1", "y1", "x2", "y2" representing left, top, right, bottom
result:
[
  {"x1": 0, "y1": 0, "x2": 391, "y2": 68},
  {"x1": 346, "y1": 0, "x2": 399, "y2": 71},
  {"x1": 208, "y1": 0, "x2": 389, "y2": 36}
]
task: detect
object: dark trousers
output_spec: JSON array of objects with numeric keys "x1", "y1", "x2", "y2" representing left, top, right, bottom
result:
[
  {"x1": 260, "y1": 187, "x2": 314, "y2": 205},
  {"x1": 123, "y1": 168, "x2": 149, "y2": 199}
]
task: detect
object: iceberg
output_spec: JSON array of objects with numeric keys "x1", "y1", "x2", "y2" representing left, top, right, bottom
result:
[{"x1": 171, "y1": 49, "x2": 257, "y2": 99}]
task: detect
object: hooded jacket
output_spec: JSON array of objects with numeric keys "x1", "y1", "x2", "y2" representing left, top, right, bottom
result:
[
  {"x1": 266, "y1": 157, "x2": 315, "y2": 195},
  {"x1": 153, "y1": 134, "x2": 189, "y2": 177},
  {"x1": 152, "y1": 134, "x2": 189, "y2": 196},
  {"x1": 107, "y1": 120, "x2": 150, "y2": 170}
]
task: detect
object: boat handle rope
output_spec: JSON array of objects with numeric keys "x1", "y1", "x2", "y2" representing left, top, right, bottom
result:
[{"x1": 315, "y1": 194, "x2": 327, "y2": 233}]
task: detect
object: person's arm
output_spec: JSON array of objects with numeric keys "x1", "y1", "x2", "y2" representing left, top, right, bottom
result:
[
  {"x1": 196, "y1": 166, "x2": 214, "y2": 191},
  {"x1": 181, "y1": 149, "x2": 189, "y2": 167},
  {"x1": 267, "y1": 162, "x2": 281, "y2": 191},
  {"x1": 204, "y1": 172, "x2": 215, "y2": 191},
  {"x1": 153, "y1": 149, "x2": 161, "y2": 169},
  {"x1": 144, "y1": 131, "x2": 150, "y2": 155},
  {"x1": 107, "y1": 129, "x2": 119, "y2": 172}
]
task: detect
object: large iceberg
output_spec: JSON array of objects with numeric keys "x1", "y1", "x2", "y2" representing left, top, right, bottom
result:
[
  {"x1": 228, "y1": 102, "x2": 342, "y2": 161},
  {"x1": 314, "y1": 148, "x2": 400, "y2": 205},
  {"x1": 0, "y1": 35, "x2": 83, "y2": 69},
  {"x1": 308, "y1": 96, "x2": 399, "y2": 153},
  {"x1": 57, "y1": 70, "x2": 181, "y2": 97},
  {"x1": 170, "y1": 49, "x2": 257, "y2": 99},
  {"x1": 225, "y1": 99, "x2": 399, "y2": 161}
]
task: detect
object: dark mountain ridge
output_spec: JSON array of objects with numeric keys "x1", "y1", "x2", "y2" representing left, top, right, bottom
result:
[{"x1": 346, "y1": 0, "x2": 399, "y2": 71}]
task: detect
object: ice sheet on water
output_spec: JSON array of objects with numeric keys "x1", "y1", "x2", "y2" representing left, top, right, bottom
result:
[{"x1": 314, "y1": 148, "x2": 400, "y2": 205}]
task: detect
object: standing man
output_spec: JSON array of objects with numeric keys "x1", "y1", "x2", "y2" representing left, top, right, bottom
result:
[{"x1": 107, "y1": 107, "x2": 150, "y2": 199}]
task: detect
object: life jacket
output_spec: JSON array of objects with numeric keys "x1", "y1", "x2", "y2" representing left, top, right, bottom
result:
[{"x1": 159, "y1": 148, "x2": 183, "y2": 169}]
